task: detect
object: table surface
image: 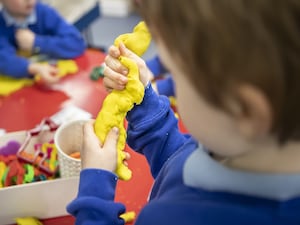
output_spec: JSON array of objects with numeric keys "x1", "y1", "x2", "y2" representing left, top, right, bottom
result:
[{"x1": 0, "y1": 50, "x2": 154, "y2": 225}]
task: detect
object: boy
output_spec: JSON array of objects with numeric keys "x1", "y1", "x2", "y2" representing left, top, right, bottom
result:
[
  {"x1": 0, "y1": 0, "x2": 85, "y2": 84},
  {"x1": 67, "y1": 0, "x2": 300, "y2": 224}
]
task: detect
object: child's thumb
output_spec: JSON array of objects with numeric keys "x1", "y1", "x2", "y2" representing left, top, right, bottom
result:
[
  {"x1": 119, "y1": 43, "x2": 139, "y2": 61},
  {"x1": 50, "y1": 66, "x2": 59, "y2": 75},
  {"x1": 103, "y1": 127, "x2": 119, "y2": 150}
]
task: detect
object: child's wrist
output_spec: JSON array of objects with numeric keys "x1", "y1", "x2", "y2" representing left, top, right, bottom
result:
[
  {"x1": 28, "y1": 63, "x2": 40, "y2": 78},
  {"x1": 28, "y1": 63, "x2": 37, "y2": 74},
  {"x1": 150, "y1": 81, "x2": 158, "y2": 93}
]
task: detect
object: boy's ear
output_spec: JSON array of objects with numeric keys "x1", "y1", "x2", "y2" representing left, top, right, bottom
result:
[{"x1": 228, "y1": 84, "x2": 273, "y2": 139}]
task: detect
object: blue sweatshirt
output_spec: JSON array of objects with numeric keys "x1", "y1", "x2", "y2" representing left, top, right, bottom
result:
[
  {"x1": 146, "y1": 56, "x2": 175, "y2": 97},
  {"x1": 0, "y1": 2, "x2": 86, "y2": 78},
  {"x1": 67, "y1": 84, "x2": 300, "y2": 225},
  {"x1": 146, "y1": 56, "x2": 168, "y2": 77}
]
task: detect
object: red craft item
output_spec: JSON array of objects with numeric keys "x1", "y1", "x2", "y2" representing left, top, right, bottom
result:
[
  {"x1": 17, "y1": 118, "x2": 59, "y2": 175},
  {"x1": 4, "y1": 159, "x2": 25, "y2": 186}
]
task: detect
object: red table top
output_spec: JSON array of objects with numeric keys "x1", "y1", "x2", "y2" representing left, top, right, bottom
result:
[
  {"x1": 0, "y1": 50, "x2": 154, "y2": 225},
  {"x1": 0, "y1": 49, "x2": 107, "y2": 132}
]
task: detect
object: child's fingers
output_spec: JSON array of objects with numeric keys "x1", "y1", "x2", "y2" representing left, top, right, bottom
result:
[
  {"x1": 83, "y1": 120, "x2": 97, "y2": 137},
  {"x1": 49, "y1": 68, "x2": 60, "y2": 82},
  {"x1": 119, "y1": 43, "x2": 138, "y2": 59},
  {"x1": 103, "y1": 66, "x2": 128, "y2": 90},
  {"x1": 104, "y1": 127, "x2": 119, "y2": 146},
  {"x1": 42, "y1": 75, "x2": 59, "y2": 84},
  {"x1": 103, "y1": 76, "x2": 126, "y2": 92},
  {"x1": 118, "y1": 43, "x2": 152, "y2": 87},
  {"x1": 47, "y1": 74, "x2": 60, "y2": 84},
  {"x1": 118, "y1": 43, "x2": 145, "y2": 65},
  {"x1": 107, "y1": 45, "x2": 121, "y2": 58},
  {"x1": 124, "y1": 151, "x2": 131, "y2": 161},
  {"x1": 122, "y1": 152, "x2": 131, "y2": 167},
  {"x1": 49, "y1": 66, "x2": 59, "y2": 75},
  {"x1": 40, "y1": 65, "x2": 60, "y2": 84},
  {"x1": 103, "y1": 61, "x2": 128, "y2": 81},
  {"x1": 83, "y1": 121, "x2": 101, "y2": 146},
  {"x1": 103, "y1": 127, "x2": 119, "y2": 155},
  {"x1": 105, "y1": 55, "x2": 128, "y2": 75}
]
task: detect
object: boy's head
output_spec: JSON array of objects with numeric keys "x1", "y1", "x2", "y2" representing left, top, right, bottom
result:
[
  {"x1": 136, "y1": 0, "x2": 300, "y2": 145},
  {"x1": 1, "y1": 0, "x2": 36, "y2": 19}
]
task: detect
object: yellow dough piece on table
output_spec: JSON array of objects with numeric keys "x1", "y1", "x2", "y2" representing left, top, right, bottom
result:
[
  {"x1": 120, "y1": 211, "x2": 136, "y2": 223},
  {"x1": 15, "y1": 217, "x2": 43, "y2": 225},
  {"x1": 0, "y1": 75, "x2": 34, "y2": 96},
  {"x1": 56, "y1": 60, "x2": 78, "y2": 77},
  {"x1": 0, "y1": 60, "x2": 78, "y2": 96},
  {"x1": 94, "y1": 21, "x2": 151, "y2": 181}
]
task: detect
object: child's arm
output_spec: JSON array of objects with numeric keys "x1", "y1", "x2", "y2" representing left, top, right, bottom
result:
[
  {"x1": 104, "y1": 45, "x2": 190, "y2": 178},
  {"x1": 0, "y1": 37, "x2": 31, "y2": 78},
  {"x1": 126, "y1": 84, "x2": 188, "y2": 178},
  {"x1": 32, "y1": 3, "x2": 86, "y2": 59},
  {"x1": 146, "y1": 55, "x2": 168, "y2": 78},
  {"x1": 67, "y1": 123, "x2": 127, "y2": 225},
  {"x1": 67, "y1": 169, "x2": 126, "y2": 225},
  {"x1": 0, "y1": 37, "x2": 60, "y2": 84}
]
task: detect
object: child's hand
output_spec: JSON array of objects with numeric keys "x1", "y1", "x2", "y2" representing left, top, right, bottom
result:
[
  {"x1": 103, "y1": 43, "x2": 153, "y2": 92},
  {"x1": 28, "y1": 63, "x2": 60, "y2": 84},
  {"x1": 81, "y1": 121, "x2": 130, "y2": 172},
  {"x1": 15, "y1": 29, "x2": 35, "y2": 52}
]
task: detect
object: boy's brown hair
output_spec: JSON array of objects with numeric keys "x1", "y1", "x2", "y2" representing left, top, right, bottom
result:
[{"x1": 136, "y1": 0, "x2": 300, "y2": 143}]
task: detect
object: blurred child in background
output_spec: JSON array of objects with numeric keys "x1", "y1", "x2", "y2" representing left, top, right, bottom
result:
[{"x1": 0, "y1": 0, "x2": 86, "y2": 84}]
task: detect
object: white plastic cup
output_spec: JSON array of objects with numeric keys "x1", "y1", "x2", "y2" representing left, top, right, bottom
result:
[{"x1": 54, "y1": 120, "x2": 88, "y2": 178}]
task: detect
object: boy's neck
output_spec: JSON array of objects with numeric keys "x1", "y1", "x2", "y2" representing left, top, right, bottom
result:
[
  {"x1": 221, "y1": 140, "x2": 300, "y2": 173},
  {"x1": 12, "y1": 15, "x2": 27, "y2": 22},
  {"x1": 2, "y1": 7, "x2": 36, "y2": 27}
]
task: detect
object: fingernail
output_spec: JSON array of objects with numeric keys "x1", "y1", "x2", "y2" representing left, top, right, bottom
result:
[
  {"x1": 112, "y1": 127, "x2": 119, "y2": 134},
  {"x1": 120, "y1": 76, "x2": 127, "y2": 82},
  {"x1": 119, "y1": 42, "x2": 125, "y2": 48}
]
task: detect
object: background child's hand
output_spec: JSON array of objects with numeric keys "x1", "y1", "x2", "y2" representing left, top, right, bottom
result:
[
  {"x1": 28, "y1": 63, "x2": 60, "y2": 84},
  {"x1": 81, "y1": 121, "x2": 128, "y2": 172},
  {"x1": 15, "y1": 29, "x2": 35, "y2": 52},
  {"x1": 103, "y1": 43, "x2": 153, "y2": 92}
]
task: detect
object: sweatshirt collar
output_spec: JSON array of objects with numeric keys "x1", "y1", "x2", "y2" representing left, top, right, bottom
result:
[
  {"x1": 2, "y1": 8, "x2": 36, "y2": 28},
  {"x1": 183, "y1": 145, "x2": 300, "y2": 201}
]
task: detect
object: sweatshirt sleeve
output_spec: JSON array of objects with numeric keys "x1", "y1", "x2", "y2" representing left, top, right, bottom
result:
[
  {"x1": 156, "y1": 75, "x2": 175, "y2": 97},
  {"x1": 33, "y1": 3, "x2": 86, "y2": 59},
  {"x1": 146, "y1": 56, "x2": 168, "y2": 77},
  {"x1": 0, "y1": 37, "x2": 31, "y2": 78},
  {"x1": 126, "y1": 84, "x2": 190, "y2": 178},
  {"x1": 67, "y1": 169, "x2": 126, "y2": 225}
]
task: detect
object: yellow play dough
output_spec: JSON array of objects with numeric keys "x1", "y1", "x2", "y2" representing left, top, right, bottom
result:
[
  {"x1": 114, "y1": 21, "x2": 151, "y2": 57},
  {"x1": 15, "y1": 217, "x2": 43, "y2": 225},
  {"x1": 94, "y1": 21, "x2": 151, "y2": 181},
  {"x1": 55, "y1": 60, "x2": 78, "y2": 78},
  {"x1": 120, "y1": 211, "x2": 136, "y2": 223},
  {"x1": 0, "y1": 75, "x2": 34, "y2": 96}
]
